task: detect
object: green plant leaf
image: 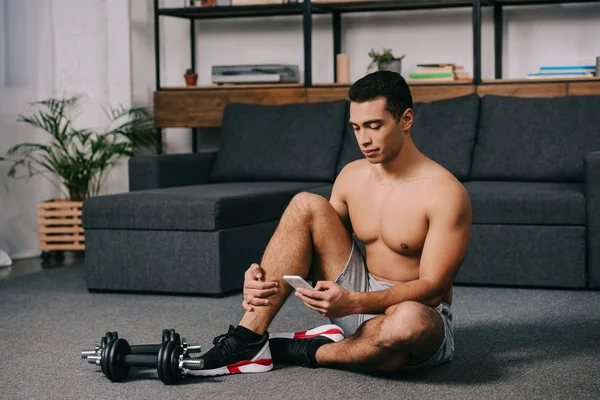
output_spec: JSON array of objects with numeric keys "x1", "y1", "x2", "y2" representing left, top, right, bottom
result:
[{"x1": 2, "y1": 96, "x2": 156, "y2": 200}]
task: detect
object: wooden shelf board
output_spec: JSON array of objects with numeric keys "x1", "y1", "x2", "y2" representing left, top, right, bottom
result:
[
  {"x1": 482, "y1": 77, "x2": 600, "y2": 84},
  {"x1": 154, "y1": 79, "x2": 600, "y2": 128},
  {"x1": 311, "y1": 0, "x2": 487, "y2": 13},
  {"x1": 312, "y1": 83, "x2": 352, "y2": 87},
  {"x1": 160, "y1": 83, "x2": 304, "y2": 90},
  {"x1": 311, "y1": 80, "x2": 474, "y2": 87},
  {"x1": 492, "y1": 0, "x2": 600, "y2": 6},
  {"x1": 159, "y1": 4, "x2": 304, "y2": 20},
  {"x1": 407, "y1": 79, "x2": 473, "y2": 85}
]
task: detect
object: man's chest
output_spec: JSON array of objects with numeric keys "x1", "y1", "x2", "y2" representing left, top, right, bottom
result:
[{"x1": 347, "y1": 183, "x2": 429, "y2": 255}]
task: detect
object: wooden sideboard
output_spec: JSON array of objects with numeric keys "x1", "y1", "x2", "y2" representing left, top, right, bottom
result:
[{"x1": 154, "y1": 79, "x2": 600, "y2": 128}]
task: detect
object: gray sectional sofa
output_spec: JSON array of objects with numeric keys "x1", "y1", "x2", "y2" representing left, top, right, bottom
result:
[{"x1": 82, "y1": 93, "x2": 600, "y2": 294}]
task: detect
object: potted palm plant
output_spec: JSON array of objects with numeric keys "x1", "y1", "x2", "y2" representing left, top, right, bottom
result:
[{"x1": 0, "y1": 96, "x2": 156, "y2": 261}]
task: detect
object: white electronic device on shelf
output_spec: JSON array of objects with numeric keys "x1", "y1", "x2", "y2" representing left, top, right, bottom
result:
[{"x1": 212, "y1": 64, "x2": 300, "y2": 84}]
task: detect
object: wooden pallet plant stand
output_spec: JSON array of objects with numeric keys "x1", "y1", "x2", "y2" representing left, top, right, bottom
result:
[{"x1": 37, "y1": 199, "x2": 85, "y2": 255}]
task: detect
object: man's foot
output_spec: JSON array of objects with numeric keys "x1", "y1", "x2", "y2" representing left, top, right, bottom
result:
[
  {"x1": 192, "y1": 325, "x2": 272, "y2": 376},
  {"x1": 269, "y1": 324, "x2": 345, "y2": 368}
]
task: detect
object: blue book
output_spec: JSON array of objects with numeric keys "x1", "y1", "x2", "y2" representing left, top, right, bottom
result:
[
  {"x1": 539, "y1": 65, "x2": 595, "y2": 71},
  {"x1": 528, "y1": 72, "x2": 589, "y2": 76}
]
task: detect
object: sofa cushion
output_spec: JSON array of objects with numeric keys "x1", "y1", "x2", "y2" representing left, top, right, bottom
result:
[
  {"x1": 411, "y1": 94, "x2": 480, "y2": 181},
  {"x1": 82, "y1": 182, "x2": 331, "y2": 231},
  {"x1": 470, "y1": 95, "x2": 600, "y2": 182},
  {"x1": 209, "y1": 101, "x2": 348, "y2": 183},
  {"x1": 463, "y1": 181, "x2": 585, "y2": 225}
]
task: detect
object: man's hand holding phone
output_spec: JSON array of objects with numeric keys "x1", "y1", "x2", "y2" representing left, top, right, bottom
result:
[{"x1": 288, "y1": 277, "x2": 356, "y2": 319}]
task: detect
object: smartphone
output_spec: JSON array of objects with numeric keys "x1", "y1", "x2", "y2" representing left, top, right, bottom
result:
[{"x1": 283, "y1": 275, "x2": 314, "y2": 290}]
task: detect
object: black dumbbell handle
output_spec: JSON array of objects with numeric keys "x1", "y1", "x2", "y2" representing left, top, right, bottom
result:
[
  {"x1": 130, "y1": 344, "x2": 161, "y2": 354},
  {"x1": 123, "y1": 354, "x2": 158, "y2": 368}
]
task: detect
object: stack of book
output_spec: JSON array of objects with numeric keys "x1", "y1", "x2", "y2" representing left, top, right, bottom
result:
[
  {"x1": 526, "y1": 65, "x2": 596, "y2": 80},
  {"x1": 408, "y1": 64, "x2": 470, "y2": 83}
]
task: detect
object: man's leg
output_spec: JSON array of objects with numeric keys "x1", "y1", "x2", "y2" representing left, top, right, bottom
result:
[
  {"x1": 239, "y1": 192, "x2": 353, "y2": 334},
  {"x1": 315, "y1": 301, "x2": 446, "y2": 372},
  {"x1": 193, "y1": 192, "x2": 353, "y2": 376}
]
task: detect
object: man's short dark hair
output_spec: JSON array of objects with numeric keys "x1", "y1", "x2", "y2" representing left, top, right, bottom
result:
[{"x1": 348, "y1": 71, "x2": 413, "y2": 121}]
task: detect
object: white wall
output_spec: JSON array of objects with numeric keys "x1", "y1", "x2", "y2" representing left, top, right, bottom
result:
[{"x1": 0, "y1": 0, "x2": 56, "y2": 259}]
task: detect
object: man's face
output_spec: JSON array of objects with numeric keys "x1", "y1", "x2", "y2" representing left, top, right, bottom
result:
[{"x1": 349, "y1": 97, "x2": 413, "y2": 164}]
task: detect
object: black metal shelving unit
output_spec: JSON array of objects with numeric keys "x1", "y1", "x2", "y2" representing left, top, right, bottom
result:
[
  {"x1": 489, "y1": 0, "x2": 600, "y2": 79},
  {"x1": 153, "y1": 0, "x2": 490, "y2": 91},
  {"x1": 152, "y1": 0, "x2": 600, "y2": 152}
]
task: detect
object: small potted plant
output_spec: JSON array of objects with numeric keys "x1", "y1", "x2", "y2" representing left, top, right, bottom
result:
[
  {"x1": 184, "y1": 68, "x2": 198, "y2": 86},
  {"x1": 367, "y1": 48, "x2": 405, "y2": 74}
]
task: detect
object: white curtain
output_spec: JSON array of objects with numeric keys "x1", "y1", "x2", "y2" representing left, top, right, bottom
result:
[{"x1": 0, "y1": 0, "x2": 57, "y2": 260}]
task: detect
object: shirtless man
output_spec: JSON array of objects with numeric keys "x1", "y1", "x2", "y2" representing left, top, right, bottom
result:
[{"x1": 193, "y1": 71, "x2": 472, "y2": 376}]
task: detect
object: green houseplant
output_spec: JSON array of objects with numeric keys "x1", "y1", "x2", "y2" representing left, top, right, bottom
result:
[
  {"x1": 0, "y1": 96, "x2": 156, "y2": 257},
  {"x1": 0, "y1": 96, "x2": 156, "y2": 201},
  {"x1": 367, "y1": 48, "x2": 405, "y2": 74}
]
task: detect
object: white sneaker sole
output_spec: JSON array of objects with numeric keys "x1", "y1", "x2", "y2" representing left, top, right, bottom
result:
[
  {"x1": 185, "y1": 341, "x2": 273, "y2": 377},
  {"x1": 269, "y1": 324, "x2": 345, "y2": 342}
]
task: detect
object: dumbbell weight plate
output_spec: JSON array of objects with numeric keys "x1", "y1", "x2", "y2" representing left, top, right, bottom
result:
[
  {"x1": 161, "y1": 329, "x2": 180, "y2": 344},
  {"x1": 100, "y1": 332, "x2": 119, "y2": 349},
  {"x1": 157, "y1": 341, "x2": 184, "y2": 385},
  {"x1": 168, "y1": 329, "x2": 181, "y2": 344},
  {"x1": 101, "y1": 338, "x2": 131, "y2": 382}
]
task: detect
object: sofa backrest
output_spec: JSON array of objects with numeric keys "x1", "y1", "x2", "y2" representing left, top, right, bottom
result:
[
  {"x1": 335, "y1": 93, "x2": 480, "y2": 181},
  {"x1": 335, "y1": 115, "x2": 363, "y2": 176},
  {"x1": 470, "y1": 95, "x2": 600, "y2": 182},
  {"x1": 411, "y1": 94, "x2": 480, "y2": 181},
  {"x1": 209, "y1": 100, "x2": 348, "y2": 183}
]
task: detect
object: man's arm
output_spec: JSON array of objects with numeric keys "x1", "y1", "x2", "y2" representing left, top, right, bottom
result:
[
  {"x1": 350, "y1": 180, "x2": 472, "y2": 313},
  {"x1": 328, "y1": 163, "x2": 355, "y2": 234}
]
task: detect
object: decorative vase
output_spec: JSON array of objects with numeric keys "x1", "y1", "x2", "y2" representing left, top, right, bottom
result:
[
  {"x1": 380, "y1": 59, "x2": 402, "y2": 75},
  {"x1": 37, "y1": 198, "x2": 85, "y2": 253},
  {"x1": 184, "y1": 73, "x2": 198, "y2": 87}
]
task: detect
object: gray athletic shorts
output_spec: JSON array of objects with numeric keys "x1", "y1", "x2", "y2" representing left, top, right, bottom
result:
[{"x1": 329, "y1": 237, "x2": 455, "y2": 370}]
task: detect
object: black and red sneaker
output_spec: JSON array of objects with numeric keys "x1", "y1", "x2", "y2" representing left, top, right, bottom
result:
[
  {"x1": 269, "y1": 324, "x2": 345, "y2": 368},
  {"x1": 190, "y1": 325, "x2": 272, "y2": 377}
]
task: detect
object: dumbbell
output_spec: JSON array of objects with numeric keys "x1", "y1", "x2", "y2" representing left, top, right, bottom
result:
[
  {"x1": 81, "y1": 329, "x2": 201, "y2": 359},
  {"x1": 86, "y1": 338, "x2": 204, "y2": 384},
  {"x1": 81, "y1": 331, "x2": 119, "y2": 359}
]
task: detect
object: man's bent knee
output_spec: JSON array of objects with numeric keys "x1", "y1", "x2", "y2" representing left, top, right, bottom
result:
[
  {"x1": 377, "y1": 302, "x2": 437, "y2": 349},
  {"x1": 288, "y1": 192, "x2": 333, "y2": 219}
]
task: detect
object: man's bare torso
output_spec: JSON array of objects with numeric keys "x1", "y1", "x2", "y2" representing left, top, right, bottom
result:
[{"x1": 344, "y1": 159, "x2": 458, "y2": 305}]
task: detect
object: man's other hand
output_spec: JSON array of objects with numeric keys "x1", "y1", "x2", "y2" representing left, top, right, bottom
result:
[
  {"x1": 295, "y1": 281, "x2": 355, "y2": 318},
  {"x1": 242, "y1": 263, "x2": 279, "y2": 312}
]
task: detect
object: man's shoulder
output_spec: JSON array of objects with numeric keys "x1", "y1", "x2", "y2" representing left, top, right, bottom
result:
[
  {"x1": 341, "y1": 159, "x2": 369, "y2": 173},
  {"x1": 331, "y1": 160, "x2": 368, "y2": 199},
  {"x1": 336, "y1": 159, "x2": 369, "y2": 182},
  {"x1": 423, "y1": 171, "x2": 471, "y2": 217}
]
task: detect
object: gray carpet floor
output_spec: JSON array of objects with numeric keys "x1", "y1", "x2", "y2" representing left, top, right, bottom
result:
[{"x1": 1, "y1": 264, "x2": 599, "y2": 400}]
